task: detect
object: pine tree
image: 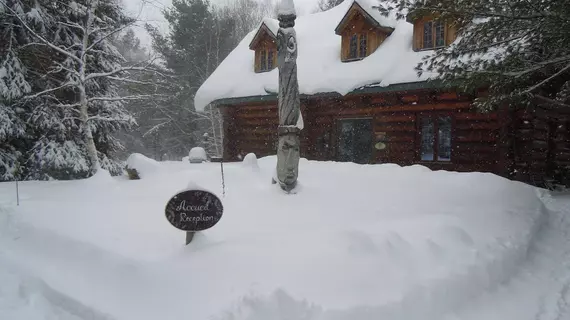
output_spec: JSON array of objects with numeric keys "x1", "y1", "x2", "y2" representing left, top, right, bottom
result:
[
  {"x1": 1, "y1": 0, "x2": 160, "y2": 179},
  {"x1": 380, "y1": 0, "x2": 570, "y2": 111}
]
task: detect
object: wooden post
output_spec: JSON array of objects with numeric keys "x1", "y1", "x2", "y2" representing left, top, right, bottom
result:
[{"x1": 185, "y1": 231, "x2": 195, "y2": 245}]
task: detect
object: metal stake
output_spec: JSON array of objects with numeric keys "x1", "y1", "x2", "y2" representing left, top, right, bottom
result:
[
  {"x1": 186, "y1": 231, "x2": 195, "y2": 245},
  {"x1": 16, "y1": 179, "x2": 19, "y2": 206},
  {"x1": 220, "y1": 158, "x2": 225, "y2": 197}
]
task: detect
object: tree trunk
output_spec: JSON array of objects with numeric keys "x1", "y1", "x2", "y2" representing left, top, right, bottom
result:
[
  {"x1": 80, "y1": 0, "x2": 101, "y2": 175},
  {"x1": 79, "y1": 89, "x2": 100, "y2": 173}
]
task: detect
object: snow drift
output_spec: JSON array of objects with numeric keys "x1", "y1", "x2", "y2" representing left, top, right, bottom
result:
[{"x1": 0, "y1": 157, "x2": 546, "y2": 320}]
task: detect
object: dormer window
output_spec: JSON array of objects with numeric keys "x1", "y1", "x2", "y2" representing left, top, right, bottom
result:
[
  {"x1": 422, "y1": 20, "x2": 445, "y2": 49},
  {"x1": 359, "y1": 33, "x2": 367, "y2": 57},
  {"x1": 335, "y1": 1, "x2": 394, "y2": 62},
  {"x1": 249, "y1": 21, "x2": 278, "y2": 73},
  {"x1": 409, "y1": 15, "x2": 457, "y2": 51},
  {"x1": 348, "y1": 33, "x2": 368, "y2": 60},
  {"x1": 259, "y1": 49, "x2": 275, "y2": 72},
  {"x1": 257, "y1": 48, "x2": 275, "y2": 72}
]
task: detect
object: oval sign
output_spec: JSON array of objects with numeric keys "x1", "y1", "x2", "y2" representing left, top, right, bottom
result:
[
  {"x1": 164, "y1": 190, "x2": 223, "y2": 231},
  {"x1": 375, "y1": 142, "x2": 387, "y2": 150}
]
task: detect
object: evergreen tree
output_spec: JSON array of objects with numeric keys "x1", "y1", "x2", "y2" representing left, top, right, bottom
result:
[
  {"x1": 1, "y1": 0, "x2": 160, "y2": 180},
  {"x1": 380, "y1": 0, "x2": 570, "y2": 111}
]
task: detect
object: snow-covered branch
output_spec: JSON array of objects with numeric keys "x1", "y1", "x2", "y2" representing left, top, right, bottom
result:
[
  {"x1": 107, "y1": 76, "x2": 158, "y2": 86},
  {"x1": 57, "y1": 21, "x2": 85, "y2": 32},
  {"x1": 84, "y1": 61, "x2": 163, "y2": 81},
  {"x1": 0, "y1": 1, "x2": 82, "y2": 64},
  {"x1": 23, "y1": 82, "x2": 76, "y2": 99},
  {"x1": 87, "y1": 115, "x2": 133, "y2": 122},
  {"x1": 88, "y1": 95, "x2": 164, "y2": 102},
  {"x1": 525, "y1": 62, "x2": 570, "y2": 94}
]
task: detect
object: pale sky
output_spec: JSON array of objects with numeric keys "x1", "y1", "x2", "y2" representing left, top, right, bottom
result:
[{"x1": 122, "y1": 0, "x2": 322, "y2": 48}]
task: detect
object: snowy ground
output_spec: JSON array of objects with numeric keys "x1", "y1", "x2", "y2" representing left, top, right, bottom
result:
[{"x1": 0, "y1": 156, "x2": 569, "y2": 320}]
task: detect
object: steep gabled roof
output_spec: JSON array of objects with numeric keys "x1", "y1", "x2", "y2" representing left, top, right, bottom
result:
[
  {"x1": 334, "y1": 0, "x2": 395, "y2": 35},
  {"x1": 248, "y1": 18, "x2": 280, "y2": 50},
  {"x1": 195, "y1": 0, "x2": 439, "y2": 111}
]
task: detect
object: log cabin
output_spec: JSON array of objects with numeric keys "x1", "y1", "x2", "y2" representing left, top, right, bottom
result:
[{"x1": 195, "y1": 0, "x2": 570, "y2": 187}]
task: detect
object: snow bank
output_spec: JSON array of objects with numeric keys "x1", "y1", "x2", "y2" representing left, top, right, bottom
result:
[
  {"x1": 126, "y1": 153, "x2": 160, "y2": 178},
  {"x1": 0, "y1": 159, "x2": 545, "y2": 320},
  {"x1": 189, "y1": 147, "x2": 208, "y2": 163},
  {"x1": 194, "y1": 0, "x2": 435, "y2": 111}
]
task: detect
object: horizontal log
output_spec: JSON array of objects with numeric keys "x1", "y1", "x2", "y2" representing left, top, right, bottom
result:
[
  {"x1": 235, "y1": 112, "x2": 278, "y2": 119},
  {"x1": 386, "y1": 143, "x2": 415, "y2": 152},
  {"x1": 454, "y1": 122, "x2": 501, "y2": 130},
  {"x1": 455, "y1": 134, "x2": 497, "y2": 143},
  {"x1": 235, "y1": 104, "x2": 277, "y2": 111},
  {"x1": 385, "y1": 152, "x2": 416, "y2": 162},
  {"x1": 238, "y1": 118, "x2": 279, "y2": 126},
  {"x1": 400, "y1": 95, "x2": 419, "y2": 103},
  {"x1": 453, "y1": 151, "x2": 497, "y2": 162},
  {"x1": 374, "y1": 124, "x2": 416, "y2": 133},
  {"x1": 314, "y1": 102, "x2": 472, "y2": 116},
  {"x1": 555, "y1": 152, "x2": 570, "y2": 161},
  {"x1": 233, "y1": 134, "x2": 276, "y2": 143},
  {"x1": 312, "y1": 116, "x2": 334, "y2": 124},
  {"x1": 375, "y1": 115, "x2": 416, "y2": 123},
  {"x1": 374, "y1": 101, "x2": 472, "y2": 113},
  {"x1": 387, "y1": 135, "x2": 415, "y2": 142},
  {"x1": 437, "y1": 92, "x2": 459, "y2": 101},
  {"x1": 455, "y1": 112, "x2": 499, "y2": 120},
  {"x1": 235, "y1": 127, "x2": 276, "y2": 136},
  {"x1": 453, "y1": 143, "x2": 497, "y2": 153}
]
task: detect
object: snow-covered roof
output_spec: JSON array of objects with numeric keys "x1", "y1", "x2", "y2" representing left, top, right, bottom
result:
[
  {"x1": 248, "y1": 18, "x2": 279, "y2": 49},
  {"x1": 194, "y1": 0, "x2": 436, "y2": 111},
  {"x1": 336, "y1": 0, "x2": 398, "y2": 32}
]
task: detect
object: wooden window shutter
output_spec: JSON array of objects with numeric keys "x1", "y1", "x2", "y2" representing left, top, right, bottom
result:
[
  {"x1": 341, "y1": 35, "x2": 349, "y2": 61},
  {"x1": 272, "y1": 48, "x2": 277, "y2": 69},
  {"x1": 413, "y1": 21, "x2": 423, "y2": 51},
  {"x1": 446, "y1": 22, "x2": 457, "y2": 46}
]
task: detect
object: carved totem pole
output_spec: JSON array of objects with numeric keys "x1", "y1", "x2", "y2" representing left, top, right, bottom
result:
[{"x1": 275, "y1": 0, "x2": 302, "y2": 192}]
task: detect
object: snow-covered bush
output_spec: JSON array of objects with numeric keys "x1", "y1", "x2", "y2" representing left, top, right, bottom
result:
[
  {"x1": 125, "y1": 153, "x2": 160, "y2": 179},
  {"x1": 189, "y1": 147, "x2": 208, "y2": 163}
]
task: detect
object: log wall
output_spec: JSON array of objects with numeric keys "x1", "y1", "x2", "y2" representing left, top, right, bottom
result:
[
  {"x1": 220, "y1": 90, "x2": 570, "y2": 186},
  {"x1": 511, "y1": 107, "x2": 570, "y2": 186}
]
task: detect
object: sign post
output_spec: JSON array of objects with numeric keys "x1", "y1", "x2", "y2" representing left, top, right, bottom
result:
[{"x1": 164, "y1": 189, "x2": 224, "y2": 245}]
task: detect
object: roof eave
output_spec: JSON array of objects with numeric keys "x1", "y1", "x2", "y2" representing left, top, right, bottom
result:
[{"x1": 210, "y1": 81, "x2": 448, "y2": 107}]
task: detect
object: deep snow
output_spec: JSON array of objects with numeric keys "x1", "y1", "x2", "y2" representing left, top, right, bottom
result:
[{"x1": 0, "y1": 156, "x2": 568, "y2": 320}]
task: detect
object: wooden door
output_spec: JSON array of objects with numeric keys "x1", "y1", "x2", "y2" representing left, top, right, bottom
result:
[{"x1": 336, "y1": 118, "x2": 373, "y2": 164}]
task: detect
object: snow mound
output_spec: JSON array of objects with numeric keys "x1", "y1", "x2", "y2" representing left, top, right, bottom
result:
[
  {"x1": 85, "y1": 168, "x2": 112, "y2": 183},
  {"x1": 242, "y1": 153, "x2": 259, "y2": 170},
  {"x1": 126, "y1": 153, "x2": 160, "y2": 178},
  {"x1": 189, "y1": 147, "x2": 208, "y2": 163}
]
